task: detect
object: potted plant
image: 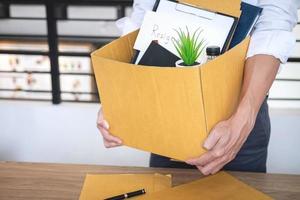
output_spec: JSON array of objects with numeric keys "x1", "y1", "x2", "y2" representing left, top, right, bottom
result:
[{"x1": 172, "y1": 27, "x2": 206, "y2": 67}]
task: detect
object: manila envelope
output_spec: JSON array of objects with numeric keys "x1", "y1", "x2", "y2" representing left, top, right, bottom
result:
[
  {"x1": 91, "y1": 0, "x2": 249, "y2": 161},
  {"x1": 138, "y1": 172, "x2": 272, "y2": 200},
  {"x1": 79, "y1": 173, "x2": 172, "y2": 200}
]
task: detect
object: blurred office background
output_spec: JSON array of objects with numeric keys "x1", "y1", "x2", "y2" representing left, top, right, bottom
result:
[{"x1": 0, "y1": 1, "x2": 299, "y2": 174}]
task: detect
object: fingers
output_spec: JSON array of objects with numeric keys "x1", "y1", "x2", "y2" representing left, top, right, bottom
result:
[
  {"x1": 190, "y1": 149, "x2": 234, "y2": 175},
  {"x1": 190, "y1": 144, "x2": 237, "y2": 175},
  {"x1": 202, "y1": 149, "x2": 237, "y2": 175},
  {"x1": 203, "y1": 128, "x2": 221, "y2": 150},
  {"x1": 188, "y1": 136, "x2": 239, "y2": 175},
  {"x1": 186, "y1": 151, "x2": 217, "y2": 167},
  {"x1": 99, "y1": 123, "x2": 123, "y2": 148},
  {"x1": 96, "y1": 107, "x2": 123, "y2": 148},
  {"x1": 97, "y1": 118, "x2": 110, "y2": 130},
  {"x1": 200, "y1": 154, "x2": 229, "y2": 175},
  {"x1": 99, "y1": 123, "x2": 122, "y2": 144},
  {"x1": 186, "y1": 118, "x2": 250, "y2": 175},
  {"x1": 97, "y1": 106, "x2": 104, "y2": 123},
  {"x1": 186, "y1": 132, "x2": 229, "y2": 166},
  {"x1": 203, "y1": 123, "x2": 227, "y2": 150},
  {"x1": 103, "y1": 140, "x2": 122, "y2": 148}
]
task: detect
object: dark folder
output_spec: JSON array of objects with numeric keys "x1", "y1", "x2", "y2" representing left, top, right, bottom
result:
[
  {"x1": 229, "y1": 2, "x2": 263, "y2": 49},
  {"x1": 138, "y1": 41, "x2": 180, "y2": 67}
]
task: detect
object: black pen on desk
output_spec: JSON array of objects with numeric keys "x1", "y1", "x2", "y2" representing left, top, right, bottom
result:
[{"x1": 104, "y1": 189, "x2": 146, "y2": 200}]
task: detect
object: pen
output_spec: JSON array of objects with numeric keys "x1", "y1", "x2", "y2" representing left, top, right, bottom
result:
[{"x1": 104, "y1": 189, "x2": 146, "y2": 200}]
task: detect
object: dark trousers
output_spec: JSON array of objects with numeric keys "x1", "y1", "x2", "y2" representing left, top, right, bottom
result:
[{"x1": 149, "y1": 98, "x2": 271, "y2": 173}]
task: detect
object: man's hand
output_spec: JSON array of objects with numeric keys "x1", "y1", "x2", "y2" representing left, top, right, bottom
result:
[
  {"x1": 186, "y1": 54, "x2": 280, "y2": 175},
  {"x1": 186, "y1": 99, "x2": 255, "y2": 175},
  {"x1": 97, "y1": 107, "x2": 123, "y2": 148}
]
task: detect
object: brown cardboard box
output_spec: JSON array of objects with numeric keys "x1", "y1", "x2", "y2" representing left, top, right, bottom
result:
[{"x1": 91, "y1": 0, "x2": 250, "y2": 161}]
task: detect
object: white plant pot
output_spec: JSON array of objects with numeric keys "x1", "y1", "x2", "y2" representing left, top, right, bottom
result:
[
  {"x1": 175, "y1": 59, "x2": 200, "y2": 67},
  {"x1": 175, "y1": 60, "x2": 185, "y2": 67}
]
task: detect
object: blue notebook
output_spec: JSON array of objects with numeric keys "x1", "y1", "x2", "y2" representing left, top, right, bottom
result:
[{"x1": 229, "y1": 2, "x2": 263, "y2": 49}]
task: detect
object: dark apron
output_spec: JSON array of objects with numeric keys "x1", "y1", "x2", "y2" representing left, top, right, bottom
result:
[{"x1": 149, "y1": 98, "x2": 271, "y2": 173}]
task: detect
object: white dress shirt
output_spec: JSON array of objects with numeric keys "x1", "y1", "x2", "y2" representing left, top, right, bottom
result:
[{"x1": 116, "y1": 0, "x2": 300, "y2": 63}]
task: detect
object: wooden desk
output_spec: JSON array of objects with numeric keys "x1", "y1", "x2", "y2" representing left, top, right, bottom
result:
[{"x1": 0, "y1": 161, "x2": 299, "y2": 200}]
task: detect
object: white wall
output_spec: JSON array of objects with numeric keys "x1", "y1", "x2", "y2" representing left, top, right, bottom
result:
[
  {"x1": 0, "y1": 101, "x2": 149, "y2": 167},
  {"x1": 0, "y1": 100, "x2": 299, "y2": 174},
  {"x1": 267, "y1": 109, "x2": 300, "y2": 174}
]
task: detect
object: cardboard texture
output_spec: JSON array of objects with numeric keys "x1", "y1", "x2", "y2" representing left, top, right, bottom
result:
[
  {"x1": 91, "y1": 0, "x2": 250, "y2": 161},
  {"x1": 138, "y1": 172, "x2": 272, "y2": 200},
  {"x1": 79, "y1": 173, "x2": 172, "y2": 200}
]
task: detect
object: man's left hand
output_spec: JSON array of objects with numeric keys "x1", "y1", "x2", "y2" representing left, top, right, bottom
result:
[{"x1": 186, "y1": 103, "x2": 256, "y2": 175}]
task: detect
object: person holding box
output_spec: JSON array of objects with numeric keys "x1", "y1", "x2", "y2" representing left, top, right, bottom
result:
[{"x1": 97, "y1": 0, "x2": 300, "y2": 175}]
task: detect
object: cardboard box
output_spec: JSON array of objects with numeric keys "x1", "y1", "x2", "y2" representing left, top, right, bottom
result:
[{"x1": 91, "y1": 0, "x2": 250, "y2": 161}]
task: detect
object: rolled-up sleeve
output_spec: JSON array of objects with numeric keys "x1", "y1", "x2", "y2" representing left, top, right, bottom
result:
[{"x1": 246, "y1": 0, "x2": 299, "y2": 63}]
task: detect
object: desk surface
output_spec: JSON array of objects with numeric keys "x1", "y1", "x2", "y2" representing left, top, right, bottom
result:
[{"x1": 0, "y1": 161, "x2": 299, "y2": 200}]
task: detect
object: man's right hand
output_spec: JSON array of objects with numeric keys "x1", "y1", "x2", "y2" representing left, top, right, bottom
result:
[{"x1": 97, "y1": 107, "x2": 123, "y2": 148}]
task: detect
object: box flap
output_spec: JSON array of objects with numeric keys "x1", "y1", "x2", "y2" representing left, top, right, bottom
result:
[
  {"x1": 200, "y1": 37, "x2": 250, "y2": 133},
  {"x1": 179, "y1": 0, "x2": 241, "y2": 17}
]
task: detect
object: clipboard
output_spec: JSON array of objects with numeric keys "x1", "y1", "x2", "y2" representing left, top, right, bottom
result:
[{"x1": 132, "y1": 0, "x2": 238, "y2": 64}]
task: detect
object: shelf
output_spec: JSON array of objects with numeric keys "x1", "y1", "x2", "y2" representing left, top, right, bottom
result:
[
  {"x1": 0, "y1": 97, "x2": 100, "y2": 103},
  {"x1": 63, "y1": 99, "x2": 99, "y2": 103},
  {"x1": 0, "y1": 88, "x2": 98, "y2": 95},
  {"x1": 0, "y1": 97, "x2": 51, "y2": 102},
  {"x1": 7, "y1": 17, "x2": 118, "y2": 22},
  {"x1": 0, "y1": 70, "x2": 50, "y2": 74},
  {"x1": 61, "y1": 91, "x2": 97, "y2": 95},
  {"x1": 59, "y1": 52, "x2": 91, "y2": 57},
  {"x1": 6, "y1": 0, "x2": 132, "y2": 5},
  {"x1": 60, "y1": 72, "x2": 93, "y2": 76},
  {"x1": 0, "y1": 34, "x2": 48, "y2": 41},
  {"x1": 0, "y1": 88, "x2": 51, "y2": 93},
  {"x1": 0, "y1": 49, "x2": 49, "y2": 55},
  {"x1": 0, "y1": 34, "x2": 117, "y2": 44},
  {"x1": 0, "y1": 50, "x2": 95, "y2": 57},
  {"x1": 0, "y1": 34, "x2": 117, "y2": 40},
  {"x1": 58, "y1": 35, "x2": 117, "y2": 44},
  {"x1": 0, "y1": 71, "x2": 94, "y2": 76}
]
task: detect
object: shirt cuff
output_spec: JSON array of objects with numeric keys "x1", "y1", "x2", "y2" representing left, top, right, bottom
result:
[
  {"x1": 246, "y1": 30, "x2": 296, "y2": 64},
  {"x1": 116, "y1": 17, "x2": 140, "y2": 36}
]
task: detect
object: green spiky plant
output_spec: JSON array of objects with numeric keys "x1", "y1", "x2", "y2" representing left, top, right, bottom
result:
[{"x1": 172, "y1": 27, "x2": 206, "y2": 66}]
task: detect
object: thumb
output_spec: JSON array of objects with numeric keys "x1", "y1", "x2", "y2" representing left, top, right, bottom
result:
[
  {"x1": 103, "y1": 120, "x2": 110, "y2": 129},
  {"x1": 203, "y1": 127, "x2": 222, "y2": 150}
]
